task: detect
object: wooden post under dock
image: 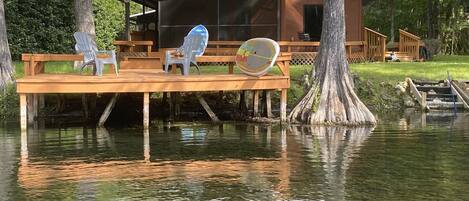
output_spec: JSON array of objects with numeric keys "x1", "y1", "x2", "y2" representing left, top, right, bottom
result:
[
  {"x1": 253, "y1": 90, "x2": 260, "y2": 117},
  {"x1": 20, "y1": 94, "x2": 27, "y2": 131},
  {"x1": 264, "y1": 91, "x2": 273, "y2": 118},
  {"x1": 143, "y1": 92, "x2": 150, "y2": 129},
  {"x1": 280, "y1": 89, "x2": 287, "y2": 122}
]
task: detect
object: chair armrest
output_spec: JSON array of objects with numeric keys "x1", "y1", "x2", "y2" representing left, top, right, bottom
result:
[{"x1": 96, "y1": 50, "x2": 115, "y2": 55}]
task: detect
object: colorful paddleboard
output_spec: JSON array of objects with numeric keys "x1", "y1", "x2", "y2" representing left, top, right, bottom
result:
[{"x1": 235, "y1": 38, "x2": 280, "y2": 77}]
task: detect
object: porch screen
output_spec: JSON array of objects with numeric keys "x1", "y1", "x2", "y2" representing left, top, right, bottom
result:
[{"x1": 159, "y1": 0, "x2": 279, "y2": 47}]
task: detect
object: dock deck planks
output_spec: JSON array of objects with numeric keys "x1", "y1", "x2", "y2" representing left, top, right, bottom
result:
[{"x1": 17, "y1": 53, "x2": 292, "y2": 130}]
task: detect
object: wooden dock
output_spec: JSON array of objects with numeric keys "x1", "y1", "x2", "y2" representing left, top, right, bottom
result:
[
  {"x1": 17, "y1": 53, "x2": 292, "y2": 131},
  {"x1": 406, "y1": 78, "x2": 468, "y2": 110}
]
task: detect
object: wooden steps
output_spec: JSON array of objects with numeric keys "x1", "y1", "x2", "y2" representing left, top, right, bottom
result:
[{"x1": 406, "y1": 78, "x2": 468, "y2": 110}]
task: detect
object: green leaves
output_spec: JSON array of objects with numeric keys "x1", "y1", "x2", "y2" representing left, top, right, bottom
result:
[
  {"x1": 364, "y1": 0, "x2": 469, "y2": 54},
  {"x1": 5, "y1": 0, "x2": 140, "y2": 58},
  {"x1": 5, "y1": 0, "x2": 75, "y2": 59}
]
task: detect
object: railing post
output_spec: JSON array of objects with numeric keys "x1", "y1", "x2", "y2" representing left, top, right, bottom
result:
[
  {"x1": 363, "y1": 28, "x2": 368, "y2": 60},
  {"x1": 381, "y1": 37, "x2": 386, "y2": 62}
]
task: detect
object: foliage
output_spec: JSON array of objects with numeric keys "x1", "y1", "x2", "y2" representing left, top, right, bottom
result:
[
  {"x1": 364, "y1": 0, "x2": 469, "y2": 55},
  {"x1": 93, "y1": 0, "x2": 125, "y2": 50},
  {"x1": 5, "y1": 0, "x2": 76, "y2": 59},
  {"x1": 4, "y1": 0, "x2": 142, "y2": 57},
  {"x1": 0, "y1": 84, "x2": 18, "y2": 120}
]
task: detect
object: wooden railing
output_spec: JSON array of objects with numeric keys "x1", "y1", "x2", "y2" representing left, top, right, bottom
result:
[
  {"x1": 399, "y1": 29, "x2": 421, "y2": 61},
  {"x1": 207, "y1": 41, "x2": 367, "y2": 63},
  {"x1": 363, "y1": 27, "x2": 387, "y2": 62}
]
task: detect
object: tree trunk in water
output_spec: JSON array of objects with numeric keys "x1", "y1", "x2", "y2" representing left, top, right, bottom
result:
[
  {"x1": 289, "y1": 0, "x2": 376, "y2": 126},
  {"x1": 0, "y1": 0, "x2": 14, "y2": 90}
]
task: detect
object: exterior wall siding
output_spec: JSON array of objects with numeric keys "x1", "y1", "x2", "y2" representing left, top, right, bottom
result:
[{"x1": 280, "y1": 0, "x2": 363, "y2": 41}]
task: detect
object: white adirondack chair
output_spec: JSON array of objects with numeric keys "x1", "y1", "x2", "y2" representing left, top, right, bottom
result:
[
  {"x1": 73, "y1": 32, "x2": 118, "y2": 76},
  {"x1": 165, "y1": 25, "x2": 209, "y2": 75}
]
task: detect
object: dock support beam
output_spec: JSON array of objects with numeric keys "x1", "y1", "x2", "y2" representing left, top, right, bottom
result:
[
  {"x1": 27, "y1": 94, "x2": 37, "y2": 124},
  {"x1": 197, "y1": 94, "x2": 220, "y2": 122},
  {"x1": 20, "y1": 94, "x2": 27, "y2": 131},
  {"x1": 143, "y1": 92, "x2": 150, "y2": 129},
  {"x1": 264, "y1": 90, "x2": 273, "y2": 118},
  {"x1": 253, "y1": 90, "x2": 260, "y2": 117},
  {"x1": 98, "y1": 94, "x2": 119, "y2": 127},
  {"x1": 280, "y1": 89, "x2": 287, "y2": 122}
]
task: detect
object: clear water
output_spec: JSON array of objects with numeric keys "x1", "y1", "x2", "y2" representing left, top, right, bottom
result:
[{"x1": 1, "y1": 112, "x2": 469, "y2": 200}]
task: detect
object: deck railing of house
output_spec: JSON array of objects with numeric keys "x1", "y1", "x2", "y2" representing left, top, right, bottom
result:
[
  {"x1": 363, "y1": 27, "x2": 387, "y2": 62},
  {"x1": 206, "y1": 41, "x2": 367, "y2": 64},
  {"x1": 399, "y1": 29, "x2": 421, "y2": 61}
]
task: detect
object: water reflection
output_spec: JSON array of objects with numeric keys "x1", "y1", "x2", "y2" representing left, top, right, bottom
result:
[{"x1": 14, "y1": 124, "x2": 374, "y2": 200}]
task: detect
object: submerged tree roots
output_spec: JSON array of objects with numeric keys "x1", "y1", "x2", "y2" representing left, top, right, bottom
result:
[{"x1": 289, "y1": 0, "x2": 376, "y2": 126}]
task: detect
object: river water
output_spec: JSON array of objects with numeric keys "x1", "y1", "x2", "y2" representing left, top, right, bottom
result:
[{"x1": 1, "y1": 112, "x2": 469, "y2": 200}]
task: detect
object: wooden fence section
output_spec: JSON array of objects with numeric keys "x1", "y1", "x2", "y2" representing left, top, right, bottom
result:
[
  {"x1": 207, "y1": 40, "x2": 368, "y2": 65},
  {"x1": 363, "y1": 27, "x2": 387, "y2": 62},
  {"x1": 399, "y1": 29, "x2": 421, "y2": 61}
]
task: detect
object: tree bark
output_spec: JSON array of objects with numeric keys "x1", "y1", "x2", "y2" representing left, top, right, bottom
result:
[
  {"x1": 74, "y1": 0, "x2": 97, "y2": 117},
  {"x1": 390, "y1": 0, "x2": 395, "y2": 42},
  {"x1": 289, "y1": 0, "x2": 376, "y2": 126},
  {"x1": 74, "y1": 0, "x2": 96, "y2": 36},
  {"x1": 0, "y1": 0, "x2": 14, "y2": 90},
  {"x1": 426, "y1": 0, "x2": 434, "y2": 38}
]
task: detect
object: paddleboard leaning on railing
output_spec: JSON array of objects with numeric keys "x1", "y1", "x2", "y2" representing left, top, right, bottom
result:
[{"x1": 235, "y1": 38, "x2": 280, "y2": 77}]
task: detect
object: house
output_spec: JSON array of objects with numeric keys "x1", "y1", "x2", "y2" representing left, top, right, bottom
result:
[{"x1": 128, "y1": 0, "x2": 364, "y2": 48}]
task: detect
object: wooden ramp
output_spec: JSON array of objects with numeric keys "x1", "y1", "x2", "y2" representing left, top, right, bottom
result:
[{"x1": 406, "y1": 78, "x2": 468, "y2": 110}]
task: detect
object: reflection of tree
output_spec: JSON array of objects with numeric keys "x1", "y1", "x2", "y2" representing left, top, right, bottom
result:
[
  {"x1": 290, "y1": 126, "x2": 372, "y2": 200},
  {"x1": 316, "y1": 126, "x2": 372, "y2": 200},
  {"x1": 0, "y1": 127, "x2": 18, "y2": 199}
]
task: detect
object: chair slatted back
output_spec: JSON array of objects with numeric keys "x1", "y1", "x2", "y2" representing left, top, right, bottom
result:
[
  {"x1": 182, "y1": 34, "x2": 204, "y2": 63},
  {"x1": 74, "y1": 32, "x2": 98, "y2": 63}
]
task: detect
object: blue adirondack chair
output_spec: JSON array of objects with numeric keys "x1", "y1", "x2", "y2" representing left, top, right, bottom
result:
[
  {"x1": 74, "y1": 32, "x2": 118, "y2": 76},
  {"x1": 165, "y1": 25, "x2": 209, "y2": 75}
]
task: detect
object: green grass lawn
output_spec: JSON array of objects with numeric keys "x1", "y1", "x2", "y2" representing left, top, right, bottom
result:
[
  {"x1": 13, "y1": 61, "x2": 97, "y2": 78},
  {"x1": 350, "y1": 55, "x2": 469, "y2": 83}
]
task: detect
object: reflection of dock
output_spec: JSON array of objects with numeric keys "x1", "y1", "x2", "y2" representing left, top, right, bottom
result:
[
  {"x1": 406, "y1": 78, "x2": 468, "y2": 110},
  {"x1": 17, "y1": 124, "x2": 373, "y2": 199}
]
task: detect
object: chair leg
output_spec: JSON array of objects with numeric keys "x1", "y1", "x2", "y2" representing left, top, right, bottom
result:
[
  {"x1": 192, "y1": 62, "x2": 201, "y2": 75},
  {"x1": 113, "y1": 61, "x2": 119, "y2": 76},
  {"x1": 165, "y1": 63, "x2": 169, "y2": 73},
  {"x1": 96, "y1": 61, "x2": 103, "y2": 76},
  {"x1": 182, "y1": 62, "x2": 190, "y2": 76}
]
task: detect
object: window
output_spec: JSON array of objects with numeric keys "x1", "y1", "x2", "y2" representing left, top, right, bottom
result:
[
  {"x1": 159, "y1": 0, "x2": 278, "y2": 47},
  {"x1": 304, "y1": 5, "x2": 323, "y2": 41}
]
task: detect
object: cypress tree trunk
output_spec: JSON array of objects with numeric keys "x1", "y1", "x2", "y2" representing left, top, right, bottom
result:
[
  {"x1": 74, "y1": 0, "x2": 96, "y2": 36},
  {"x1": 74, "y1": 0, "x2": 97, "y2": 121},
  {"x1": 289, "y1": 0, "x2": 376, "y2": 126},
  {"x1": 0, "y1": 0, "x2": 14, "y2": 90}
]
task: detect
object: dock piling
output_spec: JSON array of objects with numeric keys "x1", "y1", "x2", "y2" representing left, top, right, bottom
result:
[
  {"x1": 280, "y1": 89, "x2": 287, "y2": 122},
  {"x1": 143, "y1": 92, "x2": 150, "y2": 129},
  {"x1": 20, "y1": 94, "x2": 27, "y2": 131}
]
